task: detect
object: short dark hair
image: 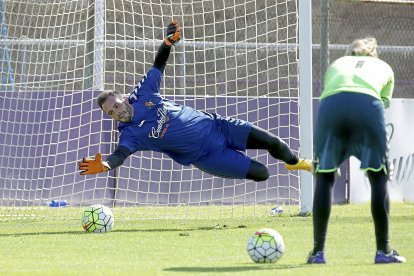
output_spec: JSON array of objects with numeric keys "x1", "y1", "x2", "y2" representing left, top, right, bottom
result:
[{"x1": 96, "y1": 90, "x2": 123, "y2": 110}]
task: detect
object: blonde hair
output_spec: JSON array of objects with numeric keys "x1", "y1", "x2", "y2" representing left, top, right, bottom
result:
[{"x1": 346, "y1": 37, "x2": 378, "y2": 58}]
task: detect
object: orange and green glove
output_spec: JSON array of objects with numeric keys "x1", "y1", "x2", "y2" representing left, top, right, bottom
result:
[
  {"x1": 79, "y1": 153, "x2": 110, "y2": 175},
  {"x1": 165, "y1": 19, "x2": 181, "y2": 46}
]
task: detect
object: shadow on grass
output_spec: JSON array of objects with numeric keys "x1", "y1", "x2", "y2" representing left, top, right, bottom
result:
[
  {"x1": 0, "y1": 225, "x2": 235, "y2": 237},
  {"x1": 0, "y1": 230, "x2": 84, "y2": 237},
  {"x1": 164, "y1": 264, "x2": 304, "y2": 273}
]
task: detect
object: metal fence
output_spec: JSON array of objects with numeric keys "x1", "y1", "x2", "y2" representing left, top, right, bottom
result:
[
  {"x1": 2, "y1": 0, "x2": 412, "y2": 97},
  {"x1": 313, "y1": 0, "x2": 414, "y2": 98}
]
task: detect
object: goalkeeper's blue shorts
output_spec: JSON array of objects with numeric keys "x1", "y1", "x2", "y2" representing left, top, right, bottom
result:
[
  {"x1": 314, "y1": 92, "x2": 389, "y2": 174},
  {"x1": 193, "y1": 115, "x2": 252, "y2": 179}
]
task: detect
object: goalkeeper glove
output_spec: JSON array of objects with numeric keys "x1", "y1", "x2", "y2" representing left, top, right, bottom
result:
[
  {"x1": 165, "y1": 19, "x2": 180, "y2": 46},
  {"x1": 79, "y1": 152, "x2": 110, "y2": 175}
]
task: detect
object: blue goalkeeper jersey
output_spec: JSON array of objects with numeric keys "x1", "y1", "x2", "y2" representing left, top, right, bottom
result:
[{"x1": 117, "y1": 67, "x2": 221, "y2": 166}]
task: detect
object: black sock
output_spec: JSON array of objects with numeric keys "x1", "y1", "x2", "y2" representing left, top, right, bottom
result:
[
  {"x1": 312, "y1": 172, "x2": 335, "y2": 254},
  {"x1": 367, "y1": 170, "x2": 390, "y2": 253},
  {"x1": 246, "y1": 125, "x2": 299, "y2": 164}
]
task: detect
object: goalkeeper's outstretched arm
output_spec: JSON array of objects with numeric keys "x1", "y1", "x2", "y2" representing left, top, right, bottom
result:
[
  {"x1": 153, "y1": 20, "x2": 180, "y2": 72},
  {"x1": 80, "y1": 20, "x2": 180, "y2": 176},
  {"x1": 79, "y1": 146, "x2": 131, "y2": 175}
]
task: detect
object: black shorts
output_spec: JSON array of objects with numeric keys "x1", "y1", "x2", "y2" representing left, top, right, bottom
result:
[{"x1": 314, "y1": 92, "x2": 389, "y2": 174}]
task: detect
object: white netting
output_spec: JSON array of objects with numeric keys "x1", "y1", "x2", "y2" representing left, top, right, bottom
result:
[{"x1": 0, "y1": 0, "x2": 300, "y2": 220}]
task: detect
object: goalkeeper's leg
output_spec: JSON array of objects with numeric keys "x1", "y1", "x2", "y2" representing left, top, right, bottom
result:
[
  {"x1": 246, "y1": 160, "x2": 269, "y2": 181},
  {"x1": 246, "y1": 125, "x2": 298, "y2": 164}
]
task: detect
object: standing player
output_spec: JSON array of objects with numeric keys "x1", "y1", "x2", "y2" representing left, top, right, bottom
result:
[
  {"x1": 79, "y1": 20, "x2": 312, "y2": 181},
  {"x1": 307, "y1": 37, "x2": 406, "y2": 264}
]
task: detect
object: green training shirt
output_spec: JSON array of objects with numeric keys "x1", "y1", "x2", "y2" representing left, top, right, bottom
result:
[{"x1": 321, "y1": 56, "x2": 394, "y2": 108}]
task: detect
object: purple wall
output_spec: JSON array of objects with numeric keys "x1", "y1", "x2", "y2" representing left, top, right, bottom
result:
[
  {"x1": 0, "y1": 91, "x2": 111, "y2": 205},
  {"x1": 0, "y1": 91, "x2": 331, "y2": 207}
]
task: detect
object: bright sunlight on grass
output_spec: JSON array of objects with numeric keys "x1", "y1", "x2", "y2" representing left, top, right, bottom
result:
[{"x1": 0, "y1": 203, "x2": 413, "y2": 275}]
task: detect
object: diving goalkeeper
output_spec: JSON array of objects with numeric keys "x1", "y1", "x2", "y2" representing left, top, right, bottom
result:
[{"x1": 79, "y1": 20, "x2": 311, "y2": 181}]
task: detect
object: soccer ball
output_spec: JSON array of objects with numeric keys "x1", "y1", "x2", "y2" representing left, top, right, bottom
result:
[
  {"x1": 247, "y1": 228, "x2": 285, "y2": 263},
  {"x1": 81, "y1": 204, "x2": 114, "y2": 233}
]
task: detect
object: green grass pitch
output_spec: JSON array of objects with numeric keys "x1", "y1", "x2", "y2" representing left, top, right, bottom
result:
[{"x1": 0, "y1": 203, "x2": 413, "y2": 275}]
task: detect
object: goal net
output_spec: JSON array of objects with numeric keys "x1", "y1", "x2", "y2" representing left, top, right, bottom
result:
[{"x1": 0, "y1": 0, "x2": 302, "y2": 220}]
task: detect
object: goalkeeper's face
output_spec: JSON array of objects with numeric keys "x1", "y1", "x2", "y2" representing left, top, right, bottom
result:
[{"x1": 102, "y1": 95, "x2": 134, "y2": 123}]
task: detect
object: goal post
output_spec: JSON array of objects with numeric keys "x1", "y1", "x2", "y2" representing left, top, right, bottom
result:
[
  {"x1": 0, "y1": 0, "x2": 312, "y2": 220},
  {"x1": 298, "y1": 0, "x2": 313, "y2": 215}
]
